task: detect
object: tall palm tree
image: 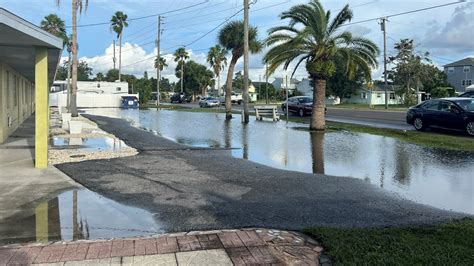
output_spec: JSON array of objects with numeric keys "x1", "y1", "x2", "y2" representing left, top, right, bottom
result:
[
  {"x1": 40, "y1": 14, "x2": 68, "y2": 45},
  {"x1": 173, "y1": 48, "x2": 189, "y2": 93},
  {"x1": 154, "y1": 56, "x2": 168, "y2": 71},
  {"x1": 110, "y1": 11, "x2": 129, "y2": 82},
  {"x1": 218, "y1": 20, "x2": 262, "y2": 120},
  {"x1": 264, "y1": 0, "x2": 379, "y2": 130},
  {"x1": 207, "y1": 45, "x2": 227, "y2": 96},
  {"x1": 56, "y1": 0, "x2": 88, "y2": 117}
]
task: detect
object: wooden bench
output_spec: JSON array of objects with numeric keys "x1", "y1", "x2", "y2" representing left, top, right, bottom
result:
[{"x1": 254, "y1": 105, "x2": 280, "y2": 121}]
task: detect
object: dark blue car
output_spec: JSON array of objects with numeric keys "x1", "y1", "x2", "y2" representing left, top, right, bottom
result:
[
  {"x1": 406, "y1": 97, "x2": 474, "y2": 136},
  {"x1": 121, "y1": 96, "x2": 139, "y2": 109}
]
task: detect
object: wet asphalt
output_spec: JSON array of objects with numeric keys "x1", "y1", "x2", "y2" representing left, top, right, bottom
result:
[{"x1": 56, "y1": 115, "x2": 469, "y2": 233}]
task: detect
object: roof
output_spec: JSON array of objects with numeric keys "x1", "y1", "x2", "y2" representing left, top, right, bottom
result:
[
  {"x1": 0, "y1": 8, "x2": 63, "y2": 84},
  {"x1": 443, "y1": 57, "x2": 474, "y2": 68}
]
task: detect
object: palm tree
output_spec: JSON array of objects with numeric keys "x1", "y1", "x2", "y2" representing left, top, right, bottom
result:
[
  {"x1": 218, "y1": 20, "x2": 262, "y2": 120},
  {"x1": 173, "y1": 48, "x2": 189, "y2": 93},
  {"x1": 154, "y1": 56, "x2": 167, "y2": 71},
  {"x1": 207, "y1": 45, "x2": 227, "y2": 96},
  {"x1": 40, "y1": 14, "x2": 68, "y2": 45},
  {"x1": 56, "y1": 0, "x2": 88, "y2": 117},
  {"x1": 264, "y1": 0, "x2": 379, "y2": 130},
  {"x1": 110, "y1": 11, "x2": 129, "y2": 82},
  {"x1": 95, "y1": 72, "x2": 104, "y2": 82}
]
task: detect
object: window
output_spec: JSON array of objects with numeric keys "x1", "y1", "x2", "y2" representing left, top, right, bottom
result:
[
  {"x1": 423, "y1": 101, "x2": 439, "y2": 110},
  {"x1": 462, "y1": 80, "x2": 472, "y2": 86},
  {"x1": 440, "y1": 101, "x2": 456, "y2": 112},
  {"x1": 463, "y1": 66, "x2": 471, "y2": 73},
  {"x1": 361, "y1": 92, "x2": 367, "y2": 99},
  {"x1": 448, "y1": 67, "x2": 454, "y2": 73},
  {"x1": 390, "y1": 93, "x2": 395, "y2": 100},
  {"x1": 116, "y1": 87, "x2": 121, "y2": 91},
  {"x1": 377, "y1": 93, "x2": 382, "y2": 98}
]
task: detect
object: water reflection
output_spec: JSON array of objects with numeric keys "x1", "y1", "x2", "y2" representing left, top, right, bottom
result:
[
  {"x1": 51, "y1": 136, "x2": 129, "y2": 152},
  {"x1": 0, "y1": 189, "x2": 163, "y2": 245},
  {"x1": 83, "y1": 109, "x2": 474, "y2": 215}
]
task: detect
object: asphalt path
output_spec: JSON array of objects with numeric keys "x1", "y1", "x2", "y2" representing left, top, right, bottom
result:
[
  {"x1": 162, "y1": 102, "x2": 412, "y2": 130},
  {"x1": 56, "y1": 115, "x2": 467, "y2": 233}
]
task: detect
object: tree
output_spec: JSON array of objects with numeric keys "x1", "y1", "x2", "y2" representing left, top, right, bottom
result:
[
  {"x1": 218, "y1": 20, "x2": 262, "y2": 120},
  {"x1": 56, "y1": 60, "x2": 92, "y2": 81},
  {"x1": 174, "y1": 48, "x2": 189, "y2": 93},
  {"x1": 56, "y1": 0, "x2": 89, "y2": 117},
  {"x1": 40, "y1": 14, "x2": 68, "y2": 45},
  {"x1": 207, "y1": 45, "x2": 227, "y2": 95},
  {"x1": 327, "y1": 57, "x2": 366, "y2": 99},
  {"x1": 105, "y1": 69, "x2": 119, "y2": 82},
  {"x1": 95, "y1": 72, "x2": 104, "y2": 81},
  {"x1": 110, "y1": 11, "x2": 129, "y2": 82},
  {"x1": 233, "y1": 71, "x2": 252, "y2": 92},
  {"x1": 135, "y1": 78, "x2": 152, "y2": 104},
  {"x1": 264, "y1": 0, "x2": 379, "y2": 130},
  {"x1": 154, "y1": 56, "x2": 167, "y2": 71},
  {"x1": 176, "y1": 60, "x2": 215, "y2": 96},
  {"x1": 388, "y1": 39, "x2": 431, "y2": 105}
]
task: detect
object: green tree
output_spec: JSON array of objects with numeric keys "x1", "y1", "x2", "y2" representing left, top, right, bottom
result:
[
  {"x1": 135, "y1": 78, "x2": 152, "y2": 104},
  {"x1": 56, "y1": 0, "x2": 89, "y2": 117},
  {"x1": 95, "y1": 72, "x2": 104, "y2": 81},
  {"x1": 176, "y1": 60, "x2": 215, "y2": 96},
  {"x1": 264, "y1": 0, "x2": 379, "y2": 130},
  {"x1": 174, "y1": 48, "x2": 189, "y2": 93},
  {"x1": 122, "y1": 74, "x2": 137, "y2": 93},
  {"x1": 105, "y1": 69, "x2": 119, "y2": 82},
  {"x1": 233, "y1": 72, "x2": 252, "y2": 92},
  {"x1": 218, "y1": 20, "x2": 262, "y2": 119},
  {"x1": 110, "y1": 11, "x2": 129, "y2": 82},
  {"x1": 327, "y1": 57, "x2": 366, "y2": 99},
  {"x1": 40, "y1": 14, "x2": 68, "y2": 45},
  {"x1": 207, "y1": 45, "x2": 227, "y2": 95},
  {"x1": 388, "y1": 39, "x2": 433, "y2": 105},
  {"x1": 56, "y1": 60, "x2": 92, "y2": 81},
  {"x1": 154, "y1": 56, "x2": 167, "y2": 71}
]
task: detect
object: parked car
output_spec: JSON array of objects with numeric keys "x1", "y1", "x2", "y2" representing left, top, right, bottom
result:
[
  {"x1": 281, "y1": 96, "x2": 313, "y2": 117},
  {"x1": 120, "y1": 96, "x2": 139, "y2": 109},
  {"x1": 459, "y1": 91, "x2": 474, "y2": 98},
  {"x1": 170, "y1": 92, "x2": 191, "y2": 103},
  {"x1": 406, "y1": 97, "x2": 474, "y2": 136},
  {"x1": 218, "y1": 92, "x2": 243, "y2": 105},
  {"x1": 199, "y1": 97, "x2": 220, "y2": 108}
]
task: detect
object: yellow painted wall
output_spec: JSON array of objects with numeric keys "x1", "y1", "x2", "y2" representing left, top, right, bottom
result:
[{"x1": 0, "y1": 61, "x2": 35, "y2": 144}]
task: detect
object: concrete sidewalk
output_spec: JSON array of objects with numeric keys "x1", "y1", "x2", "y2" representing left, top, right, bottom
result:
[
  {"x1": 0, "y1": 228, "x2": 322, "y2": 265},
  {"x1": 0, "y1": 115, "x2": 79, "y2": 244}
]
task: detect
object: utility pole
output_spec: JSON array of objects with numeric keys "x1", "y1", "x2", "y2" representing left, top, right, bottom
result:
[
  {"x1": 113, "y1": 40, "x2": 116, "y2": 70},
  {"x1": 181, "y1": 46, "x2": 184, "y2": 93},
  {"x1": 156, "y1": 15, "x2": 162, "y2": 107},
  {"x1": 380, "y1": 17, "x2": 388, "y2": 109},
  {"x1": 265, "y1": 64, "x2": 269, "y2": 104},
  {"x1": 66, "y1": 40, "x2": 72, "y2": 110},
  {"x1": 242, "y1": 0, "x2": 250, "y2": 123}
]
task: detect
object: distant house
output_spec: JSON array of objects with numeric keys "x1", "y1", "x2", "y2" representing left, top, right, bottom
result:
[
  {"x1": 343, "y1": 85, "x2": 403, "y2": 105},
  {"x1": 444, "y1": 57, "x2": 474, "y2": 93},
  {"x1": 271, "y1": 77, "x2": 299, "y2": 91}
]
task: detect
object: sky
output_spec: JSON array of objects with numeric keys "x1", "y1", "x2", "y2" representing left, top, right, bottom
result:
[{"x1": 1, "y1": 0, "x2": 473, "y2": 83}]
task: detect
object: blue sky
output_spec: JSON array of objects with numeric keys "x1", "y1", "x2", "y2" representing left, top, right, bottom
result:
[{"x1": 1, "y1": 0, "x2": 473, "y2": 82}]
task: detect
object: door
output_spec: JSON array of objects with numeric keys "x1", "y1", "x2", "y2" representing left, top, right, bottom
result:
[
  {"x1": 421, "y1": 100, "x2": 441, "y2": 125},
  {"x1": 439, "y1": 101, "x2": 466, "y2": 129}
]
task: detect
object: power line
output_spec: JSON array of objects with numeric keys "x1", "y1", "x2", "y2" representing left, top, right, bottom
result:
[{"x1": 65, "y1": 1, "x2": 209, "y2": 28}]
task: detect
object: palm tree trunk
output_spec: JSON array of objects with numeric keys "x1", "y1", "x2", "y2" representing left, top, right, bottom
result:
[
  {"x1": 310, "y1": 131, "x2": 325, "y2": 174},
  {"x1": 310, "y1": 79, "x2": 326, "y2": 130},
  {"x1": 225, "y1": 55, "x2": 238, "y2": 120},
  {"x1": 217, "y1": 72, "x2": 221, "y2": 96},
  {"x1": 118, "y1": 33, "x2": 122, "y2": 82},
  {"x1": 180, "y1": 60, "x2": 184, "y2": 93},
  {"x1": 66, "y1": 51, "x2": 71, "y2": 110},
  {"x1": 70, "y1": 0, "x2": 78, "y2": 117}
]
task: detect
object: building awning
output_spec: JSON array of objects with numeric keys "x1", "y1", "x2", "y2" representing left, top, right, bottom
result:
[{"x1": 0, "y1": 8, "x2": 63, "y2": 85}]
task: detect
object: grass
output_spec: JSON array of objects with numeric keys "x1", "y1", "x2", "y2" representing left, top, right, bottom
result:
[
  {"x1": 285, "y1": 116, "x2": 474, "y2": 151},
  {"x1": 304, "y1": 219, "x2": 474, "y2": 265},
  {"x1": 329, "y1": 103, "x2": 408, "y2": 112}
]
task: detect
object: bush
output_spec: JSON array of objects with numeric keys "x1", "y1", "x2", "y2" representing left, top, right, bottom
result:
[{"x1": 431, "y1": 87, "x2": 455, "y2": 98}]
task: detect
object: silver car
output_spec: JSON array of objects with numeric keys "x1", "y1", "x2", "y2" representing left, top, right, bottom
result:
[{"x1": 199, "y1": 97, "x2": 220, "y2": 108}]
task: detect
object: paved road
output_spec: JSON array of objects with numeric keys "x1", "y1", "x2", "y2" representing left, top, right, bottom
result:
[
  {"x1": 56, "y1": 115, "x2": 467, "y2": 234},
  {"x1": 162, "y1": 103, "x2": 412, "y2": 130}
]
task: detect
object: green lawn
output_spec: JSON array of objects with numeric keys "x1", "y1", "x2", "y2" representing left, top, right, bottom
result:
[
  {"x1": 328, "y1": 103, "x2": 408, "y2": 112},
  {"x1": 285, "y1": 116, "x2": 474, "y2": 151},
  {"x1": 304, "y1": 219, "x2": 474, "y2": 265}
]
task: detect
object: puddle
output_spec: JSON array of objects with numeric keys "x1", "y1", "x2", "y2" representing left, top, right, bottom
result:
[
  {"x1": 84, "y1": 108, "x2": 474, "y2": 215},
  {"x1": 51, "y1": 137, "x2": 129, "y2": 152},
  {"x1": 0, "y1": 189, "x2": 163, "y2": 245}
]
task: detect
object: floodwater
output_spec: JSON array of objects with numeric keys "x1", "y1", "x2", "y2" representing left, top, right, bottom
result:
[
  {"x1": 84, "y1": 108, "x2": 474, "y2": 215},
  {"x1": 0, "y1": 189, "x2": 163, "y2": 245},
  {"x1": 51, "y1": 136, "x2": 129, "y2": 152}
]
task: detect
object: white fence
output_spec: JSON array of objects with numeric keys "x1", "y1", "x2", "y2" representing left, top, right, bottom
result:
[{"x1": 49, "y1": 92, "x2": 139, "y2": 108}]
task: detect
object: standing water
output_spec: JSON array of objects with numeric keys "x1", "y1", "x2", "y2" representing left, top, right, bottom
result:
[{"x1": 84, "y1": 108, "x2": 474, "y2": 215}]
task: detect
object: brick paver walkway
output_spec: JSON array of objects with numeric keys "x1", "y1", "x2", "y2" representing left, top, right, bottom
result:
[{"x1": 0, "y1": 229, "x2": 323, "y2": 265}]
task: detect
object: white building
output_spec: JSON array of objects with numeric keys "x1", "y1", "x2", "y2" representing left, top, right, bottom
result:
[
  {"x1": 50, "y1": 81, "x2": 138, "y2": 108},
  {"x1": 343, "y1": 86, "x2": 403, "y2": 105}
]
